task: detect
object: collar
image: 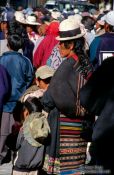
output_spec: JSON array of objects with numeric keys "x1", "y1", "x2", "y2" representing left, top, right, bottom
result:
[{"x1": 67, "y1": 53, "x2": 78, "y2": 61}]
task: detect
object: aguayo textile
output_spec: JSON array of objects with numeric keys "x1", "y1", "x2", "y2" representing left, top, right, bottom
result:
[{"x1": 60, "y1": 114, "x2": 87, "y2": 175}]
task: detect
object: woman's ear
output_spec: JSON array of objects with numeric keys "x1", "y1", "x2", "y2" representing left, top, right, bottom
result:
[{"x1": 69, "y1": 42, "x2": 75, "y2": 50}]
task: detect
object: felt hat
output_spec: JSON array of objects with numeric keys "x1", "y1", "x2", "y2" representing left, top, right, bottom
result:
[
  {"x1": 14, "y1": 11, "x2": 26, "y2": 23},
  {"x1": 56, "y1": 18, "x2": 85, "y2": 41},
  {"x1": 25, "y1": 15, "x2": 41, "y2": 25}
]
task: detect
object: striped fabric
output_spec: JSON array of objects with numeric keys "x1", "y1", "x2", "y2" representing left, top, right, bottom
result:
[
  {"x1": 43, "y1": 154, "x2": 60, "y2": 174},
  {"x1": 60, "y1": 115, "x2": 87, "y2": 175}
]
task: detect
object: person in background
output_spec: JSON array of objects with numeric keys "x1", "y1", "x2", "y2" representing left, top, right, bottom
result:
[
  {"x1": 12, "y1": 11, "x2": 35, "y2": 63},
  {"x1": 0, "y1": 34, "x2": 33, "y2": 165},
  {"x1": 23, "y1": 14, "x2": 41, "y2": 45},
  {"x1": 33, "y1": 19, "x2": 49, "y2": 56},
  {"x1": 33, "y1": 11, "x2": 60, "y2": 69},
  {"x1": 0, "y1": 16, "x2": 9, "y2": 55},
  {"x1": 0, "y1": 20, "x2": 8, "y2": 39},
  {"x1": 94, "y1": 14, "x2": 105, "y2": 36},
  {"x1": 81, "y1": 15, "x2": 96, "y2": 47},
  {"x1": 90, "y1": 10, "x2": 114, "y2": 69}
]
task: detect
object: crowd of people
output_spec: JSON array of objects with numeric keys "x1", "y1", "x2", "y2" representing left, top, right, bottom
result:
[{"x1": 0, "y1": 2, "x2": 114, "y2": 175}]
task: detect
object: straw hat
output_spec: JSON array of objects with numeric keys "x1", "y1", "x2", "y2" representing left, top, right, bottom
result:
[
  {"x1": 51, "y1": 10, "x2": 61, "y2": 20},
  {"x1": 14, "y1": 11, "x2": 26, "y2": 23},
  {"x1": 25, "y1": 15, "x2": 41, "y2": 25},
  {"x1": 56, "y1": 18, "x2": 85, "y2": 41},
  {"x1": 15, "y1": 12, "x2": 41, "y2": 25},
  {"x1": 68, "y1": 14, "x2": 82, "y2": 25}
]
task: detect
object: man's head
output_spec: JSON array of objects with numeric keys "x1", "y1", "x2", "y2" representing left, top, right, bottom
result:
[
  {"x1": 7, "y1": 34, "x2": 24, "y2": 51},
  {"x1": 104, "y1": 11, "x2": 114, "y2": 32},
  {"x1": 35, "y1": 65, "x2": 55, "y2": 90}
]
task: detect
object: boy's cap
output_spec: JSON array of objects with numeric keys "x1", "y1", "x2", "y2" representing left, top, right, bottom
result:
[{"x1": 35, "y1": 65, "x2": 55, "y2": 79}]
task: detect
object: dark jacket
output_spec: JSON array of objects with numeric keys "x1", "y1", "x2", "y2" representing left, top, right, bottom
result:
[
  {"x1": 90, "y1": 33, "x2": 114, "y2": 68},
  {"x1": 45, "y1": 58, "x2": 78, "y2": 116},
  {"x1": 13, "y1": 129, "x2": 44, "y2": 172},
  {"x1": 0, "y1": 51, "x2": 33, "y2": 112},
  {"x1": 80, "y1": 57, "x2": 114, "y2": 172}
]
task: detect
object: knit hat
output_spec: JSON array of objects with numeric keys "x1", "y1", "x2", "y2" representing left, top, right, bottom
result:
[
  {"x1": 23, "y1": 112, "x2": 50, "y2": 147},
  {"x1": 35, "y1": 65, "x2": 55, "y2": 79}
]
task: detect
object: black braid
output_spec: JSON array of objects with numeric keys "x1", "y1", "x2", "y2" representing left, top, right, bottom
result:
[{"x1": 74, "y1": 37, "x2": 93, "y2": 79}]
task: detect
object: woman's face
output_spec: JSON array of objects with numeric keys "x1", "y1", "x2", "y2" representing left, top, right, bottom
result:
[
  {"x1": 26, "y1": 26, "x2": 33, "y2": 34},
  {"x1": 38, "y1": 24, "x2": 48, "y2": 36},
  {"x1": 1, "y1": 21, "x2": 8, "y2": 32},
  {"x1": 58, "y1": 41, "x2": 73, "y2": 58}
]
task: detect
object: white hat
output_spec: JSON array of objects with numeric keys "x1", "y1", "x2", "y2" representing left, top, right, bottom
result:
[
  {"x1": 74, "y1": 8, "x2": 79, "y2": 14},
  {"x1": 35, "y1": 65, "x2": 55, "y2": 79},
  {"x1": 56, "y1": 18, "x2": 85, "y2": 41},
  {"x1": 14, "y1": 11, "x2": 26, "y2": 23},
  {"x1": 105, "y1": 3, "x2": 111, "y2": 11},
  {"x1": 15, "y1": 12, "x2": 41, "y2": 26},
  {"x1": 51, "y1": 11, "x2": 61, "y2": 20},
  {"x1": 68, "y1": 14, "x2": 82, "y2": 25},
  {"x1": 105, "y1": 10, "x2": 114, "y2": 26},
  {"x1": 25, "y1": 15, "x2": 41, "y2": 25}
]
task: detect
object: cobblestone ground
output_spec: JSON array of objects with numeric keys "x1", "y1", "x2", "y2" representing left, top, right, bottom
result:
[{"x1": 0, "y1": 162, "x2": 12, "y2": 175}]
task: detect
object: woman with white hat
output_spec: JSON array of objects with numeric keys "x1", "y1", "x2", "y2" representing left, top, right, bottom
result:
[
  {"x1": 15, "y1": 13, "x2": 41, "y2": 45},
  {"x1": 42, "y1": 18, "x2": 93, "y2": 175}
]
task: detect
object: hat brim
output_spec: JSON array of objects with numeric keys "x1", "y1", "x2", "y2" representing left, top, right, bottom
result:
[
  {"x1": 36, "y1": 73, "x2": 54, "y2": 79},
  {"x1": 16, "y1": 18, "x2": 41, "y2": 25},
  {"x1": 16, "y1": 18, "x2": 26, "y2": 24},
  {"x1": 56, "y1": 32, "x2": 85, "y2": 41},
  {"x1": 25, "y1": 20, "x2": 41, "y2": 25}
]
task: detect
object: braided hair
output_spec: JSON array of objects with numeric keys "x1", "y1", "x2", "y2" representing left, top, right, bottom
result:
[{"x1": 63, "y1": 37, "x2": 93, "y2": 79}]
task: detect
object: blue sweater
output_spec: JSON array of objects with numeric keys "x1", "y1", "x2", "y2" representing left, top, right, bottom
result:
[
  {"x1": 0, "y1": 51, "x2": 34, "y2": 112},
  {"x1": 0, "y1": 64, "x2": 10, "y2": 112},
  {"x1": 90, "y1": 33, "x2": 114, "y2": 69}
]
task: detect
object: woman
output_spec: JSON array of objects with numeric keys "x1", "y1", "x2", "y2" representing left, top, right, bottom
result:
[{"x1": 41, "y1": 18, "x2": 93, "y2": 174}]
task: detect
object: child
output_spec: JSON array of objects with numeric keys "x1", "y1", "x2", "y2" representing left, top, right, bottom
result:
[
  {"x1": 0, "y1": 33, "x2": 33, "y2": 164},
  {"x1": 10, "y1": 97, "x2": 50, "y2": 175}
]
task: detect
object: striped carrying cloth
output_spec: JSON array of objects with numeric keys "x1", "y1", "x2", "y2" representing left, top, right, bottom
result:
[{"x1": 60, "y1": 114, "x2": 87, "y2": 175}]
